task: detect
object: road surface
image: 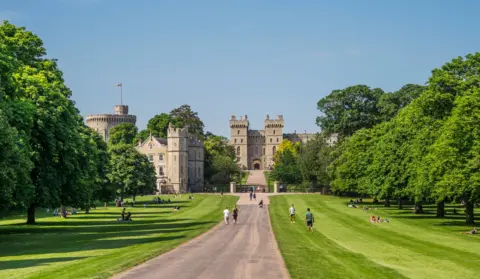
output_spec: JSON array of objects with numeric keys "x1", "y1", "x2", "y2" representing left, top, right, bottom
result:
[{"x1": 112, "y1": 193, "x2": 289, "y2": 279}]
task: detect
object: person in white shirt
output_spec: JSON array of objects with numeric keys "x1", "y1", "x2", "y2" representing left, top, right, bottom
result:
[
  {"x1": 289, "y1": 204, "x2": 296, "y2": 223},
  {"x1": 223, "y1": 207, "x2": 230, "y2": 225}
]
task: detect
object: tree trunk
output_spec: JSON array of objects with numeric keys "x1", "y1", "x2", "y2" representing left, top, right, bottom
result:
[
  {"x1": 397, "y1": 198, "x2": 403, "y2": 209},
  {"x1": 85, "y1": 207, "x2": 90, "y2": 214},
  {"x1": 26, "y1": 204, "x2": 36, "y2": 225},
  {"x1": 384, "y1": 198, "x2": 391, "y2": 207},
  {"x1": 104, "y1": 202, "x2": 107, "y2": 209},
  {"x1": 466, "y1": 201, "x2": 474, "y2": 224},
  {"x1": 436, "y1": 200, "x2": 445, "y2": 218},
  {"x1": 414, "y1": 201, "x2": 424, "y2": 214}
]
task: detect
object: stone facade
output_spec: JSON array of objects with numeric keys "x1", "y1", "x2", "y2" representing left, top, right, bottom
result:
[
  {"x1": 87, "y1": 105, "x2": 204, "y2": 194},
  {"x1": 135, "y1": 124, "x2": 205, "y2": 194},
  {"x1": 229, "y1": 115, "x2": 339, "y2": 170},
  {"x1": 85, "y1": 105, "x2": 136, "y2": 142},
  {"x1": 229, "y1": 114, "x2": 284, "y2": 170}
]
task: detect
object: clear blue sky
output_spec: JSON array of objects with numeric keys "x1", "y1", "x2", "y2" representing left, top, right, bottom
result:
[{"x1": 1, "y1": 0, "x2": 478, "y2": 137}]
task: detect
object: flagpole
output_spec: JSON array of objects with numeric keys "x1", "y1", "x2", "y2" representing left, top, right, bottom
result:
[{"x1": 121, "y1": 84, "x2": 123, "y2": 105}]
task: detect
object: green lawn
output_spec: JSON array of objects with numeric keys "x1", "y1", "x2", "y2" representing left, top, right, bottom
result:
[
  {"x1": 0, "y1": 194, "x2": 238, "y2": 279},
  {"x1": 269, "y1": 195, "x2": 480, "y2": 279}
]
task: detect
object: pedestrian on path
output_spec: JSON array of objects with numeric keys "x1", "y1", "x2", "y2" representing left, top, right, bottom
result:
[
  {"x1": 223, "y1": 207, "x2": 230, "y2": 225},
  {"x1": 289, "y1": 204, "x2": 296, "y2": 223},
  {"x1": 253, "y1": 192, "x2": 256, "y2": 201},
  {"x1": 249, "y1": 191, "x2": 253, "y2": 201},
  {"x1": 305, "y1": 208, "x2": 314, "y2": 232},
  {"x1": 233, "y1": 206, "x2": 239, "y2": 224}
]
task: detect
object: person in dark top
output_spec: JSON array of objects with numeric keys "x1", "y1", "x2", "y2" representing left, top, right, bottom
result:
[
  {"x1": 305, "y1": 208, "x2": 314, "y2": 232},
  {"x1": 233, "y1": 206, "x2": 239, "y2": 224},
  {"x1": 259, "y1": 199, "x2": 264, "y2": 208}
]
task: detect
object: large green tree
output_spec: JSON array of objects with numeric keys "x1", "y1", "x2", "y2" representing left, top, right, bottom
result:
[
  {"x1": 204, "y1": 133, "x2": 240, "y2": 184},
  {"x1": 109, "y1": 122, "x2": 138, "y2": 145},
  {"x1": 170, "y1": 104, "x2": 205, "y2": 139}
]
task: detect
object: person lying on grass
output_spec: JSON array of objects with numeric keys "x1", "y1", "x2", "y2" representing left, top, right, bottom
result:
[
  {"x1": 462, "y1": 227, "x2": 478, "y2": 235},
  {"x1": 173, "y1": 206, "x2": 180, "y2": 211},
  {"x1": 370, "y1": 216, "x2": 389, "y2": 223}
]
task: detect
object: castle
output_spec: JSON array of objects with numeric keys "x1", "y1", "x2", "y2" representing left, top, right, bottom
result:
[
  {"x1": 85, "y1": 105, "x2": 137, "y2": 142},
  {"x1": 229, "y1": 114, "x2": 338, "y2": 170},
  {"x1": 86, "y1": 105, "x2": 204, "y2": 194},
  {"x1": 229, "y1": 114, "x2": 285, "y2": 170}
]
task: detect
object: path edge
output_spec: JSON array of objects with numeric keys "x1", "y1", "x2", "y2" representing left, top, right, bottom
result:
[{"x1": 266, "y1": 202, "x2": 292, "y2": 279}]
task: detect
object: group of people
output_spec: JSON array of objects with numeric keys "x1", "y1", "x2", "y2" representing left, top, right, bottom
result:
[
  {"x1": 370, "y1": 215, "x2": 389, "y2": 223},
  {"x1": 118, "y1": 208, "x2": 132, "y2": 222},
  {"x1": 223, "y1": 206, "x2": 239, "y2": 224},
  {"x1": 51, "y1": 207, "x2": 74, "y2": 218},
  {"x1": 152, "y1": 196, "x2": 172, "y2": 204},
  {"x1": 289, "y1": 204, "x2": 315, "y2": 232}
]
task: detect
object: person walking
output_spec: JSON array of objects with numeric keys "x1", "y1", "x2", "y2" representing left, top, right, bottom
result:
[
  {"x1": 289, "y1": 204, "x2": 296, "y2": 223},
  {"x1": 223, "y1": 207, "x2": 230, "y2": 225},
  {"x1": 305, "y1": 208, "x2": 314, "y2": 232},
  {"x1": 253, "y1": 192, "x2": 256, "y2": 201},
  {"x1": 249, "y1": 191, "x2": 253, "y2": 201},
  {"x1": 232, "y1": 206, "x2": 239, "y2": 224}
]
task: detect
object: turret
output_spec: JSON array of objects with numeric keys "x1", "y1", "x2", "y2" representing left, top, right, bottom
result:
[
  {"x1": 229, "y1": 115, "x2": 249, "y2": 169},
  {"x1": 264, "y1": 114, "x2": 284, "y2": 169}
]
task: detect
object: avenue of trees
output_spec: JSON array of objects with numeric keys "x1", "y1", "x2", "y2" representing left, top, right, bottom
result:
[{"x1": 270, "y1": 53, "x2": 480, "y2": 224}]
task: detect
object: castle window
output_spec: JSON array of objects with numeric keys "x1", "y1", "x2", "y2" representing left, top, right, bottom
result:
[
  {"x1": 273, "y1": 130, "x2": 276, "y2": 135},
  {"x1": 159, "y1": 166, "x2": 164, "y2": 176},
  {"x1": 273, "y1": 146, "x2": 276, "y2": 154},
  {"x1": 263, "y1": 147, "x2": 265, "y2": 155},
  {"x1": 237, "y1": 130, "x2": 240, "y2": 135},
  {"x1": 277, "y1": 138, "x2": 279, "y2": 143},
  {"x1": 198, "y1": 167, "x2": 201, "y2": 176},
  {"x1": 174, "y1": 155, "x2": 176, "y2": 162},
  {"x1": 236, "y1": 146, "x2": 240, "y2": 155},
  {"x1": 241, "y1": 139, "x2": 243, "y2": 143},
  {"x1": 255, "y1": 146, "x2": 258, "y2": 155},
  {"x1": 158, "y1": 153, "x2": 164, "y2": 161},
  {"x1": 270, "y1": 138, "x2": 272, "y2": 143},
  {"x1": 180, "y1": 166, "x2": 184, "y2": 175},
  {"x1": 235, "y1": 139, "x2": 237, "y2": 143},
  {"x1": 148, "y1": 154, "x2": 154, "y2": 162}
]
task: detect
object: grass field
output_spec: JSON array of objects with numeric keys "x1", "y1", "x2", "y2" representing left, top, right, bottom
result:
[
  {"x1": 0, "y1": 194, "x2": 238, "y2": 279},
  {"x1": 269, "y1": 195, "x2": 480, "y2": 279}
]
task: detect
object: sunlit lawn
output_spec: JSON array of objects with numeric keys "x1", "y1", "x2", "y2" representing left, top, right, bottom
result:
[
  {"x1": 0, "y1": 194, "x2": 238, "y2": 279},
  {"x1": 269, "y1": 195, "x2": 480, "y2": 279}
]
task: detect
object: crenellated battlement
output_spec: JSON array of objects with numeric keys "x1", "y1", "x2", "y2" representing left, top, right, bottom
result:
[
  {"x1": 167, "y1": 123, "x2": 189, "y2": 137},
  {"x1": 85, "y1": 114, "x2": 137, "y2": 124},
  {"x1": 229, "y1": 115, "x2": 249, "y2": 129},
  {"x1": 264, "y1": 114, "x2": 284, "y2": 128}
]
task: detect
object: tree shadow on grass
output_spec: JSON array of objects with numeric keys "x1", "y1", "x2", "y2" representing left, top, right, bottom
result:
[
  {"x1": 0, "y1": 220, "x2": 216, "y2": 257},
  {"x1": 0, "y1": 256, "x2": 88, "y2": 271}
]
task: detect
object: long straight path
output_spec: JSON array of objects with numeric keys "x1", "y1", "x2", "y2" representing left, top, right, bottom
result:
[{"x1": 112, "y1": 193, "x2": 289, "y2": 279}]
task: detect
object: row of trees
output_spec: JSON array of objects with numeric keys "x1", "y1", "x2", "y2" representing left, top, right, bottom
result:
[{"x1": 270, "y1": 53, "x2": 480, "y2": 224}]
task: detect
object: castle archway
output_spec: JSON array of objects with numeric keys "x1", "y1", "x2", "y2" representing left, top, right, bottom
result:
[{"x1": 252, "y1": 159, "x2": 261, "y2": 170}]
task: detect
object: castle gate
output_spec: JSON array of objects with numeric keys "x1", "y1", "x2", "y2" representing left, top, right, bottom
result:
[{"x1": 252, "y1": 159, "x2": 261, "y2": 170}]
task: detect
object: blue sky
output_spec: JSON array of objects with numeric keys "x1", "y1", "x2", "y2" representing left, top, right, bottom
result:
[{"x1": 1, "y1": 0, "x2": 478, "y2": 137}]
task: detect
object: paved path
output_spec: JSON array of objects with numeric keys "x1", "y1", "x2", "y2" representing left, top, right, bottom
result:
[
  {"x1": 112, "y1": 193, "x2": 289, "y2": 279},
  {"x1": 245, "y1": 170, "x2": 267, "y2": 186}
]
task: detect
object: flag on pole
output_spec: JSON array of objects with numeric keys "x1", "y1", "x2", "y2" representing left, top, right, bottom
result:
[{"x1": 116, "y1": 83, "x2": 122, "y2": 87}]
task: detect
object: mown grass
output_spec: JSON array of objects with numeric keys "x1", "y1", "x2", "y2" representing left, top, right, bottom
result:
[
  {"x1": 269, "y1": 195, "x2": 480, "y2": 279},
  {"x1": 0, "y1": 194, "x2": 238, "y2": 279},
  {"x1": 240, "y1": 171, "x2": 249, "y2": 184}
]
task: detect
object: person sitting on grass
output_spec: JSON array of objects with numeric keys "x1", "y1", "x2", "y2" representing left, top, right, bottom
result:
[
  {"x1": 120, "y1": 208, "x2": 126, "y2": 220},
  {"x1": 258, "y1": 199, "x2": 264, "y2": 208},
  {"x1": 370, "y1": 215, "x2": 376, "y2": 223},
  {"x1": 173, "y1": 206, "x2": 180, "y2": 211},
  {"x1": 125, "y1": 212, "x2": 132, "y2": 221},
  {"x1": 462, "y1": 227, "x2": 478, "y2": 235}
]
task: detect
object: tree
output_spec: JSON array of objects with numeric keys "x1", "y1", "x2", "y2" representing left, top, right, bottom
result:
[
  {"x1": 170, "y1": 104, "x2": 205, "y2": 139},
  {"x1": 297, "y1": 133, "x2": 334, "y2": 186},
  {"x1": 270, "y1": 148, "x2": 302, "y2": 184},
  {"x1": 1, "y1": 21, "x2": 97, "y2": 224},
  {"x1": 204, "y1": 134, "x2": 240, "y2": 184},
  {"x1": 316, "y1": 85, "x2": 385, "y2": 137},
  {"x1": 108, "y1": 122, "x2": 138, "y2": 145},
  {"x1": 273, "y1": 140, "x2": 300, "y2": 163},
  {"x1": 108, "y1": 144, "x2": 157, "y2": 201},
  {"x1": 146, "y1": 113, "x2": 171, "y2": 138},
  {"x1": 134, "y1": 129, "x2": 150, "y2": 144},
  {"x1": 378, "y1": 84, "x2": 425, "y2": 121}
]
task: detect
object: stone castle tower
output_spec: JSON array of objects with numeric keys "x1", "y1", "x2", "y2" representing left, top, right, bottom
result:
[
  {"x1": 85, "y1": 105, "x2": 136, "y2": 142},
  {"x1": 229, "y1": 114, "x2": 284, "y2": 170},
  {"x1": 167, "y1": 123, "x2": 189, "y2": 192}
]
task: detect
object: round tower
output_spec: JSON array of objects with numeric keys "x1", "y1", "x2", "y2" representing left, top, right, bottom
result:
[{"x1": 86, "y1": 105, "x2": 137, "y2": 142}]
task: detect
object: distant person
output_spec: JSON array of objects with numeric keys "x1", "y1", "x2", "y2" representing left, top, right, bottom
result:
[
  {"x1": 223, "y1": 207, "x2": 230, "y2": 225},
  {"x1": 253, "y1": 193, "x2": 256, "y2": 201},
  {"x1": 463, "y1": 227, "x2": 478, "y2": 235},
  {"x1": 249, "y1": 192, "x2": 253, "y2": 201},
  {"x1": 232, "y1": 206, "x2": 239, "y2": 224},
  {"x1": 305, "y1": 208, "x2": 314, "y2": 232},
  {"x1": 289, "y1": 204, "x2": 296, "y2": 223},
  {"x1": 259, "y1": 199, "x2": 264, "y2": 208},
  {"x1": 221, "y1": 191, "x2": 224, "y2": 198}
]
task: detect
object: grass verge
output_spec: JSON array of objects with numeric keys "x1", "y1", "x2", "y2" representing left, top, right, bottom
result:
[
  {"x1": 269, "y1": 195, "x2": 480, "y2": 279},
  {"x1": 0, "y1": 194, "x2": 238, "y2": 279}
]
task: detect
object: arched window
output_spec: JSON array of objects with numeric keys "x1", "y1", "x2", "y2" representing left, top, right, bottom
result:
[
  {"x1": 236, "y1": 146, "x2": 240, "y2": 155},
  {"x1": 237, "y1": 130, "x2": 240, "y2": 135},
  {"x1": 255, "y1": 146, "x2": 258, "y2": 155},
  {"x1": 235, "y1": 139, "x2": 237, "y2": 143},
  {"x1": 273, "y1": 146, "x2": 276, "y2": 154},
  {"x1": 263, "y1": 147, "x2": 265, "y2": 155},
  {"x1": 270, "y1": 138, "x2": 272, "y2": 143},
  {"x1": 277, "y1": 138, "x2": 279, "y2": 142},
  {"x1": 273, "y1": 130, "x2": 276, "y2": 135},
  {"x1": 241, "y1": 139, "x2": 243, "y2": 143}
]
